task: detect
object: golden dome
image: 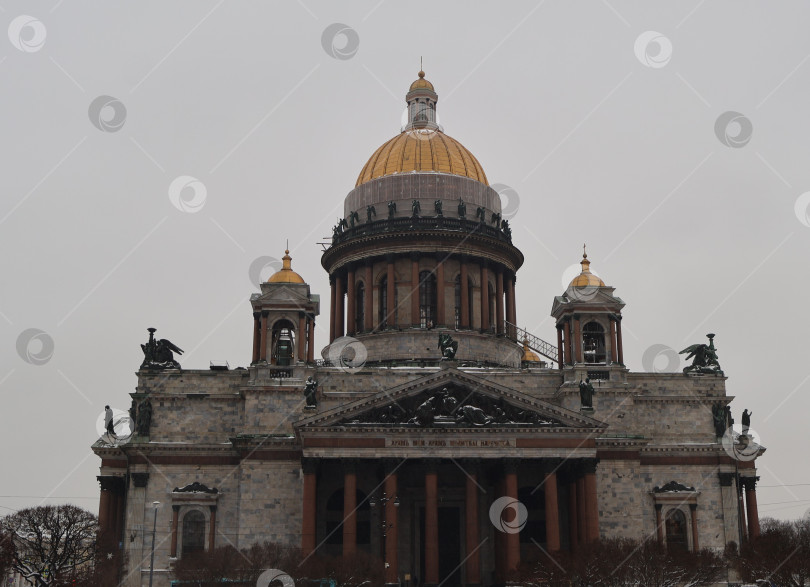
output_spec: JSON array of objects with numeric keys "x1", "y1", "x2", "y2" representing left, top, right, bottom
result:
[
  {"x1": 568, "y1": 250, "x2": 606, "y2": 289},
  {"x1": 522, "y1": 338, "x2": 541, "y2": 363},
  {"x1": 356, "y1": 130, "x2": 487, "y2": 187},
  {"x1": 409, "y1": 70, "x2": 434, "y2": 92},
  {"x1": 267, "y1": 250, "x2": 305, "y2": 284}
]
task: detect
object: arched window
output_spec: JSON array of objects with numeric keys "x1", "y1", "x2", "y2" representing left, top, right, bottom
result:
[
  {"x1": 582, "y1": 321, "x2": 606, "y2": 364},
  {"x1": 379, "y1": 276, "x2": 388, "y2": 329},
  {"x1": 665, "y1": 509, "x2": 688, "y2": 552},
  {"x1": 454, "y1": 275, "x2": 461, "y2": 328},
  {"x1": 181, "y1": 510, "x2": 206, "y2": 557},
  {"x1": 356, "y1": 282, "x2": 365, "y2": 332},
  {"x1": 271, "y1": 319, "x2": 295, "y2": 366},
  {"x1": 419, "y1": 270, "x2": 436, "y2": 328}
]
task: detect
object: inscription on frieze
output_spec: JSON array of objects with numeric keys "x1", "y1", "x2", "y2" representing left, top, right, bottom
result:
[{"x1": 386, "y1": 438, "x2": 514, "y2": 448}]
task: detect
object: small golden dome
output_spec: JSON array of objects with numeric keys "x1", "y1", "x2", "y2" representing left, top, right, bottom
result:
[
  {"x1": 356, "y1": 130, "x2": 487, "y2": 187},
  {"x1": 267, "y1": 250, "x2": 305, "y2": 284},
  {"x1": 568, "y1": 249, "x2": 606, "y2": 289},
  {"x1": 409, "y1": 70, "x2": 435, "y2": 92},
  {"x1": 522, "y1": 338, "x2": 541, "y2": 363}
]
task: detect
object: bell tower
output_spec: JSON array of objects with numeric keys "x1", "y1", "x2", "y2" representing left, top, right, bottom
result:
[
  {"x1": 551, "y1": 249, "x2": 626, "y2": 374},
  {"x1": 250, "y1": 250, "x2": 319, "y2": 367}
]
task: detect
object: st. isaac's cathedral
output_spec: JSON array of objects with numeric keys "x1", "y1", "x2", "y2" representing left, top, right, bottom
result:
[{"x1": 92, "y1": 71, "x2": 762, "y2": 586}]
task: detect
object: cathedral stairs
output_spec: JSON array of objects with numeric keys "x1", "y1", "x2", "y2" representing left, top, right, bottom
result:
[{"x1": 504, "y1": 321, "x2": 559, "y2": 363}]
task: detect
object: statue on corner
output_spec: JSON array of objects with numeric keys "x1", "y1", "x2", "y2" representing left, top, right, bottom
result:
[
  {"x1": 680, "y1": 333, "x2": 723, "y2": 375},
  {"x1": 304, "y1": 376, "x2": 318, "y2": 408},
  {"x1": 579, "y1": 377, "x2": 595, "y2": 408},
  {"x1": 140, "y1": 328, "x2": 183, "y2": 370},
  {"x1": 438, "y1": 333, "x2": 458, "y2": 360}
]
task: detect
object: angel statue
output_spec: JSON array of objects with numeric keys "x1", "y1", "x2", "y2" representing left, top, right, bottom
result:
[
  {"x1": 680, "y1": 333, "x2": 723, "y2": 375},
  {"x1": 438, "y1": 333, "x2": 458, "y2": 360},
  {"x1": 140, "y1": 328, "x2": 184, "y2": 370},
  {"x1": 366, "y1": 205, "x2": 376, "y2": 224}
]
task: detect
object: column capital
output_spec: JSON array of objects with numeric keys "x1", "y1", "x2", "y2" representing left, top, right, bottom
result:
[
  {"x1": 457, "y1": 458, "x2": 481, "y2": 474},
  {"x1": 578, "y1": 458, "x2": 599, "y2": 475},
  {"x1": 689, "y1": 503, "x2": 697, "y2": 512},
  {"x1": 261, "y1": 309, "x2": 269, "y2": 317},
  {"x1": 98, "y1": 475, "x2": 125, "y2": 492},
  {"x1": 718, "y1": 472, "x2": 736, "y2": 487},
  {"x1": 382, "y1": 458, "x2": 402, "y2": 475},
  {"x1": 503, "y1": 458, "x2": 520, "y2": 474},
  {"x1": 741, "y1": 476, "x2": 759, "y2": 491},
  {"x1": 541, "y1": 458, "x2": 563, "y2": 474},
  {"x1": 209, "y1": 504, "x2": 218, "y2": 513},
  {"x1": 301, "y1": 457, "x2": 320, "y2": 475},
  {"x1": 130, "y1": 473, "x2": 149, "y2": 488},
  {"x1": 172, "y1": 504, "x2": 181, "y2": 512},
  {"x1": 421, "y1": 458, "x2": 441, "y2": 474},
  {"x1": 410, "y1": 251, "x2": 420, "y2": 262},
  {"x1": 253, "y1": 311, "x2": 261, "y2": 319},
  {"x1": 654, "y1": 503, "x2": 663, "y2": 511},
  {"x1": 342, "y1": 458, "x2": 359, "y2": 474},
  {"x1": 386, "y1": 253, "x2": 396, "y2": 263}
]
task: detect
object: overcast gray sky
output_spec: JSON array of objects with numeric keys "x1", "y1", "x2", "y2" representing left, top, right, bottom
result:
[{"x1": 1, "y1": 1, "x2": 809, "y2": 522}]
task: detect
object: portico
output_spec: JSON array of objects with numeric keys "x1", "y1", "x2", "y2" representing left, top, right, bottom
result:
[{"x1": 295, "y1": 369, "x2": 605, "y2": 586}]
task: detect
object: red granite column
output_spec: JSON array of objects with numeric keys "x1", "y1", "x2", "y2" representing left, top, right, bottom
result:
[
  {"x1": 584, "y1": 461, "x2": 600, "y2": 542},
  {"x1": 301, "y1": 459, "x2": 318, "y2": 556},
  {"x1": 576, "y1": 474, "x2": 586, "y2": 545},
  {"x1": 297, "y1": 313, "x2": 306, "y2": 361},
  {"x1": 259, "y1": 310, "x2": 269, "y2": 362},
  {"x1": 306, "y1": 317, "x2": 315, "y2": 363},
  {"x1": 436, "y1": 254, "x2": 445, "y2": 326},
  {"x1": 343, "y1": 461, "x2": 357, "y2": 557},
  {"x1": 480, "y1": 263, "x2": 490, "y2": 332},
  {"x1": 573, "y1": 315, "x2": 583, "y2": 364},
  {"x1": 208, "y1": 506, "x2": 217, "y2": 551},
  {"x1": 460, "y1": 258, "x2": 470, "y2": 329},
  {"x1": 567, "y1": 479, "x2": 578, "y2": 551},
  {"x1": 425, "y1": 464, "x2": 439, "y2": 585},
  {"x1": 364, "y1": 263, "x2": 373, "y2": 332},
  {"x1": 252, "y1": 311, "x2": 261, "y2": 363},
  {"x1": 495, "y1": 268, "x2": 504, "y2": 335},
  {"x1": 504, "y1": 274, "x2": 514, "y2": 336},
  {"x1": 329, "y1": 276, "x2": 336, "y2": 342},
  {"x1": 689, "y1": 504, "x2": 700, "y2": 550},
  {"x1": 556, "y1": 325, "x2": 564, "y2": 369},
  {"x1": 566, "y1": 320, "x2": 575, "y2": 367},
  {"x1": 609, "y1": 318, "x2": 618, "y2": 364},
  {"x1": 544, "y1": 467, "x2": 560, "y2": 551},
  {"x1": 655, "y1": 504, "x2": 664, "y2": 544},
  {"x1": 346, "y1": 266, "x2": 355, "y2": 336},
  {"x1": 387, "y1": 256, "x2": 396, "y2": 328},
  {"x1": 465, "y1": 462, "x2": 481, "y2": 585},
  {"x1": 744, "y1": 478, "x2": 760, "y2": 539},
  {"x1": 384, "y1": 466, "x2": 399, "y2": 585},
  {"x1": 506, "y1": 275, "x2": 517, "y2": 332},
  {"x1": 170, "y1": 505, "x2": 180, "y2": 557},
  {"x1": 411, "y1": 253, "x2": 419, "y2": 327},
  {"x1": 616, "y1": 317, "x2": 624, "y2": 365},
  {"x1": 335, "y1": 274, "x2": 345, "y2": 338},
  {"x1": 504, "y1": 459, "x2": 520, "y2": 572}
]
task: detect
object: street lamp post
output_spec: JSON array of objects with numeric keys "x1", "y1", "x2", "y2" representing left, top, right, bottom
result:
[
  {"x1": 368, "y1": 492, "x2": 399, "y2": 571},
  {"x1": 148, "y1": 501, "x2": 162, "y2": 587}
]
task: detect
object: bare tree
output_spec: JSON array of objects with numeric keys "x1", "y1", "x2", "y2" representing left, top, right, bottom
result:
[
  {"x1": 733, "y1": 517, "x2": 810, "y2": 586},
  {"x1": 1, "y1": 505, "x2": 98, "y2": 587}
]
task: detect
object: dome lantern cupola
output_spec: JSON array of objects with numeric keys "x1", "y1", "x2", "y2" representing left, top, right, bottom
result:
[{"x1": 404, "y1": 70, "x2": 439, "y2": 131}]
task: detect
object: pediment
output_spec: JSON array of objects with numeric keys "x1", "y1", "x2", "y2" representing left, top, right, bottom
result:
[
  {"x1": 254, "y1": 284, "x2": 312, "y2": 304},
  {"x1": 295, "y1": 368, "x2": 606, "y2": 432}
]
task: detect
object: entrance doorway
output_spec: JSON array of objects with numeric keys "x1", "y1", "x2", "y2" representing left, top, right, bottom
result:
[{"x1": 419, "y1": 506, "x2": 462, "y2": 586}]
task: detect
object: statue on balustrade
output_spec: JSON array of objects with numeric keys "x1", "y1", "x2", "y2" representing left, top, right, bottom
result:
[
  {"x1": 680, "y1": 333, "x2": 723, "y2": 375},
  {"x1": 366, "y1": 205, "x2": 376, "y2": 224},
  {"x1": 457, "y1": 198, "x2": 466, "y2": 219},
  {"x1": 438, "y1": 333, "x2": 458, "y2": 359},
  {"x1": 304, "y1": 376, "x2": 318, "y2": 408},
  {"x1": 579, "y1": 377, "x2": 595, "y2": 408}
]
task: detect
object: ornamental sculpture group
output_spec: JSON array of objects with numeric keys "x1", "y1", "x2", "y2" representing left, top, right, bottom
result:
[
  {"x1": 679, "y1": 333, "x2": 723, "y2": 375},
  {"x1": 140, "y1": 328, "x2": 183, "y2": 370},
  {"x1": 342, "y1": 386, "x2": 560, "y2": 428}
]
